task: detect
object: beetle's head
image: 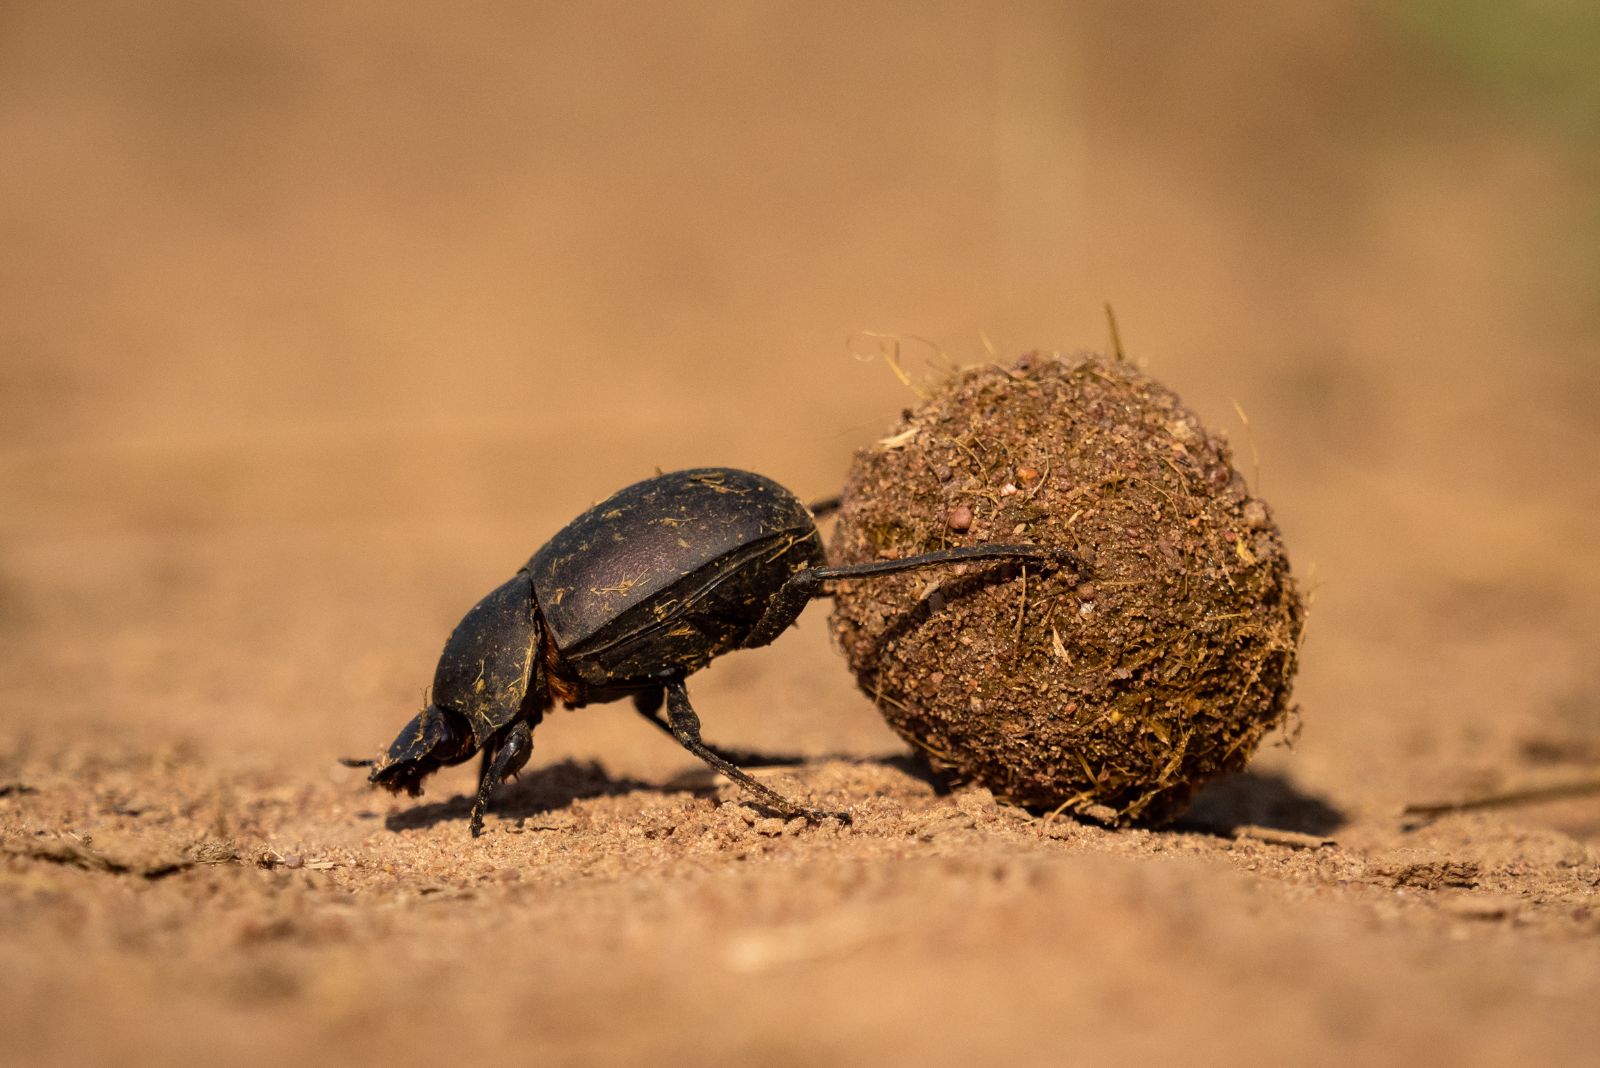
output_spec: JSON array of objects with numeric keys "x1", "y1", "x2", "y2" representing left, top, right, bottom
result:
[{"x1": 365, "y1": 704, "x2": 477, "y2": 796}]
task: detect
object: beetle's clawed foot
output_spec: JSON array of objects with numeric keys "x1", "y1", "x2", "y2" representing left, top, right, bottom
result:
[
  {"x1": 1044, "y1": 547, "x2": 1091, "y2": 578},
  {"x1": 776, "y1": 804, "x2": 852, "y2": 827}
]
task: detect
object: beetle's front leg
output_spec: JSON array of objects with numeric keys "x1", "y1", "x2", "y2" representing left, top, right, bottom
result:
[
  {"x1": 663, "y1": 678, "x2": 850, "y2": 825},
  {"x1": 469, "y1": 719, "x2": 533, "y2": 837}
]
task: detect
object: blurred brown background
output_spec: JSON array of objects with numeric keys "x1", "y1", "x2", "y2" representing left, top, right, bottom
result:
[{"x1": 3, "y1": 3, "x2": 1599, "y2": 1065}]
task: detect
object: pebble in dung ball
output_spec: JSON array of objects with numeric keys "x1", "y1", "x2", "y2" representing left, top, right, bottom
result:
[{"x1": 828, "y1": 351, "x2": 1304, "y2": 823}]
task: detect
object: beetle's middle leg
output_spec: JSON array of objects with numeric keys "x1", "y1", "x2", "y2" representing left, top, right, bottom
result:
[
  {"x1": 469, "y1": 719, "x2": 533, "y2": 837},
  {"x1": 663, "y1": 677, "x2": 850, "y2": 825},
  {"x1": 633, "y1": 688, "x2": 803, "y2": 769},
  {"x1": 633, "y1": 687, "x2": 669, "y2": 732}
]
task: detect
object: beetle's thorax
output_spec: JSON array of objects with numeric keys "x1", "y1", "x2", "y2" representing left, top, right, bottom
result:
[{"x1": 430, "y1": 571, "x2": 550, "y2": 745}]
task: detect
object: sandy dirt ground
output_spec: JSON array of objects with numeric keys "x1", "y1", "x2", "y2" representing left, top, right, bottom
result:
[{"x1": 3, "y1": 4, "x2": 1599, "y2": 1065}]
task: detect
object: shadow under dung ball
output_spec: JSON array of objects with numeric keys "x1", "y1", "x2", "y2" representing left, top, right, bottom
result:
[{"x1": 828, "y1": 351, "x2": 1304, "y2": 823}]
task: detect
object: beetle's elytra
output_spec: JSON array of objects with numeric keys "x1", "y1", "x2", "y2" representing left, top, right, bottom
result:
[{"x1": 345, "y1": 467, "x2": 1083, "y2": 835}]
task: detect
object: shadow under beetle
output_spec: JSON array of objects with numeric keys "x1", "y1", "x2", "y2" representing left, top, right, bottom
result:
[{"x1": 344, "y1": 467, "x2": 1084, "y2": 835}]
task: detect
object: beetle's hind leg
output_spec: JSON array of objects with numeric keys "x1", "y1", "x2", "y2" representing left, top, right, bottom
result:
[
  {"x1": 806, "y1": 494, "x2": 842, "y2": 519},
  {"x1": 663, "y1": 678, "x2": 850, "y2": 825},
  {"x1": 811, "y1": 543, "x2": 1088, "y2": 588},
  {"x1": 469, "y1": 720, "x2": 533, "y2": 837},
  {"x1": 746, "y1": 543, "x2": 1087, "y2": 648}
]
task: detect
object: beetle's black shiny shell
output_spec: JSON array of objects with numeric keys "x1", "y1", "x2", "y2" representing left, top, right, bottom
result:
[
  {"x1": 431, "y1": 572, "x2": 541, "y2": 744},
  {"x1": 527, "y1": 468, "x2": 824, "y2": 686}
]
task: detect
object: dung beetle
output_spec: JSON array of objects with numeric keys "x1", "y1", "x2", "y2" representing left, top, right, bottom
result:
[{"x1": 344, "y1": 467, "x2": 1083, "y2": 835}]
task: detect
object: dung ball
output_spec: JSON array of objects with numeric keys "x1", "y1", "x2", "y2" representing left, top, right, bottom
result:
[{"x1": 828, "y1": 351, "x2": 1304, "y2": 823}]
